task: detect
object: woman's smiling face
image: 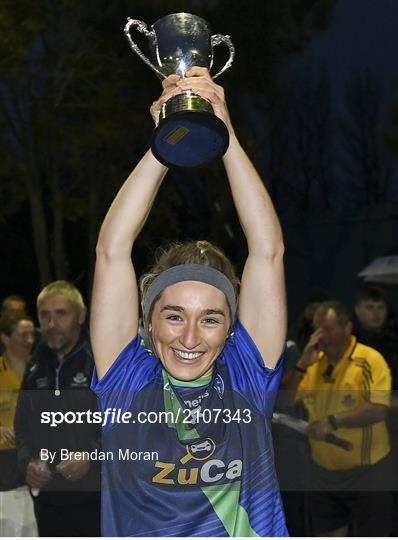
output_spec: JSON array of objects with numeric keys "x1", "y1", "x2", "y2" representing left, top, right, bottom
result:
[{"x1": 149, "y1": 281, "x2": 230, "y2": 381}]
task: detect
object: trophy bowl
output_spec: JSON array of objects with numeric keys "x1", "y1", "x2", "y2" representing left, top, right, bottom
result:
[{"x1": 124, "y1": 13, "x2": 235, "y2": 168}]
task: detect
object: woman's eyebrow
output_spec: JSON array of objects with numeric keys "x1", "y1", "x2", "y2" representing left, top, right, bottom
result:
[
  {"x1": 159, "y1": 306, "x2": 226, "y2": 317},
  {"x1": 201, "y1": 308, "x2": 226, "y2": 317},
  {"x1": 160, "y1": 305, "x2": 184, "y2": 312}
]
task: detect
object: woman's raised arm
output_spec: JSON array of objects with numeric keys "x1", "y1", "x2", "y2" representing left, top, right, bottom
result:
[
  {"x1": 222, "y1": 137, "x2": 286, "y2": 369},
  {"x1": 176, "y1": 68, "x2": 286, "y2": 368},
  {"x1": 90, "y1": 151, "x2": 167, "y2": 379},
  {"x1": 90, "y1": 77, "x2": 184, "y2": 379}
]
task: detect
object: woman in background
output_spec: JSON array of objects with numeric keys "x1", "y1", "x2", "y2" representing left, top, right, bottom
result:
[{"x1": 0, "y1": 313, "x2": 37, "y2": 536}]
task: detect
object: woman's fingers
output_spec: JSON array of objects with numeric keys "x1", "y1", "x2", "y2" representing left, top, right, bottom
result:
[
  {"x1": 157, "y1": 68, "x2": 222, "y2": 109},
  {"x1": 150, "y1": 86, "x2": 185, "y2": 125},
  {"x1": 151, "y1": 88, "x2": 182, "y2": 112},
  {"x1": 186, "y1": 66, "x2": 212, "y2": 79},
  {"x1": 150, "y1": 67, "x2": 231, "y2": 131},
  {"x1": 177, "y1": 78, "x2": 224, "y2": 104},
  {"x1": 152, "y1": 75, "x2": 182, "y2": 122},
  {"x1": 161, "y1": 74, "x2": 181, "y2": 89}
]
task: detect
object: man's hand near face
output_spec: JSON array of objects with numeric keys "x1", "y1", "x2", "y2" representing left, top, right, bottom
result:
[
  {"x1": 278, "y1": 328, "x2": 323, "y2": 406},
  {"x1": 296, "y1": 328, "x2": 323, "y2": 370}
]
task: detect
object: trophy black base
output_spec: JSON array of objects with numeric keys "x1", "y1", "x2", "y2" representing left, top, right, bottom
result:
[{"x1": 152, "y1": 110, "x2": 229, "y2": 168}]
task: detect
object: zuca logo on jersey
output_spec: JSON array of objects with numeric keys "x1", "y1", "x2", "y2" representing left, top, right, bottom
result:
[{"x1": 152, "y1": 438, "x2": 242, "y2": 485}]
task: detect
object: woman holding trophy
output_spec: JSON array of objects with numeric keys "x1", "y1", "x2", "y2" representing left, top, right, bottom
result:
[{"x1": 90, "y1": 66, "x2": 288, "y2": 536}]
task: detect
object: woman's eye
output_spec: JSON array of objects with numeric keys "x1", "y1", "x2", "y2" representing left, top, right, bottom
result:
[
  {"x1": 166, "y1": 315, "x2": 182, "y2": 321},
  {"x1": 203, "y1": 318, "x2": 219, "y2": 325}
]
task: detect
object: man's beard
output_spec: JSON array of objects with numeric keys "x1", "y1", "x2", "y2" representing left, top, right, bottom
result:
[{"x1": 44, "y1": 333, "x2": 70, "y2": 354}]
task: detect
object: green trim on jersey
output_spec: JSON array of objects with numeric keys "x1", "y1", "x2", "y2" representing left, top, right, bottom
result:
[
  {"x1": 201, "y1": 481, "x2": 259, "y2": 537},
  {"x1": 168, "y1": 373, "x2": 212, "y2": 388},
  {"x1": 163, "y1": 371, "x2": 259, "y2": 535},
  {"x1": 162, "y1": 370, "x2": 200, "y2": 441}
]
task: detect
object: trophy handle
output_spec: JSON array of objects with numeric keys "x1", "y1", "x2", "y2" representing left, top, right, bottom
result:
[
  {"x1": 124, "y1": 18, "x2": 166, "y2": 79},
  {"x1": 210, "y1": 34, "x2": 235, "y2": 79}
]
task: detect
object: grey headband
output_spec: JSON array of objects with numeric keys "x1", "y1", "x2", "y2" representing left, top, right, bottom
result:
[{"x1": 142, "y1": 264, "x2": 237, "y2": 323}]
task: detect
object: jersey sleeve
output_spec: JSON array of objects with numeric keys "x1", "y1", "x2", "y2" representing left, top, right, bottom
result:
[
  {"x1": 91, "y1": 336, "x2": 160, "y2": 431},
  {"x1": 367, "y1": 350, "x2": 392, "y2": 407},
  {"x1": 222, "y1": 318, "x2": 284, "y2": 416}
]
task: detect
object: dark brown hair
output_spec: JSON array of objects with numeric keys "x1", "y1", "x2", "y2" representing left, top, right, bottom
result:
[
  {"x1": 314, "y1": 301, "x2": 352, "y2": 325},
  {"x1": 139, "y1": 240, "x2": 240, "y2": 322},
  {"x1": 1, "y1": 295, "x2": 27, "y2": 317},
  {"x1": 0, "y1": 313, "x2": 34, "y2": 336},
  {"x1": 355, "y1": 284, "x2": 387, "y2": 305}
]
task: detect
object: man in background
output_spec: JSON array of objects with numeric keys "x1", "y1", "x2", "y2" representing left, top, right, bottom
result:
[
  {"x1": 354, "y1": 283, "x2": 398, "y2": 534},
  {"x1": 281, "y1": 301, "x2": 392, "y2": 536},
  {"x1": 288, "y1": 289, "x2": 330, "y2": 353},
  {"x1": 354, "y1": 283, "x2": 398, "y2": 388},
  {"x1": 15, "y1": 281, "x2": 100, "y2": 537}
]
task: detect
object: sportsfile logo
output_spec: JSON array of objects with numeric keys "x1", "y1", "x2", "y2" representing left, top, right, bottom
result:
[{"x1": 152, "y1": 438, "x2": 243, "y2": 485}]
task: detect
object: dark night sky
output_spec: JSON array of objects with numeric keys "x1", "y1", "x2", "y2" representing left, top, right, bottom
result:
[
  {"x1": 309, "y1": 0, "x2": 398, "y2": 79},
  {"x1": 289, "y1": 0, "x2": 398, "y2": 201},
  {"x1": 1, "y1": 0, "x2": 398, "y2": 318},
  {"x1": 269, "y1": 0, "x2": 398, "y2": 314},
  {"x1": 292, "y1": 0, "x2": 398, "y2": 107}
]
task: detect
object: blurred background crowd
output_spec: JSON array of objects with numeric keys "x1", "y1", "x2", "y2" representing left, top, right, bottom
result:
[{"x1": 1, "y1": 0, "x2": 398, "y2": 536}]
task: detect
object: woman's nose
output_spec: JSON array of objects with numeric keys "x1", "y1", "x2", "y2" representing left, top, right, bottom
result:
[{"x1": 180, "y1": 323, "x2": 201, "y2": 349}]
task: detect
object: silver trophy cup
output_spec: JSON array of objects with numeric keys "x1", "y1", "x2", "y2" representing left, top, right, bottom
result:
[{"x1": 124, "y1": 13, "x2": 235, "y2": 168}]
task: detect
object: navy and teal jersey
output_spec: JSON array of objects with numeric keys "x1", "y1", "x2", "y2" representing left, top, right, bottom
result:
[{"x1": 91, "y1": 318, "x2": 289, "y2": 537}]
